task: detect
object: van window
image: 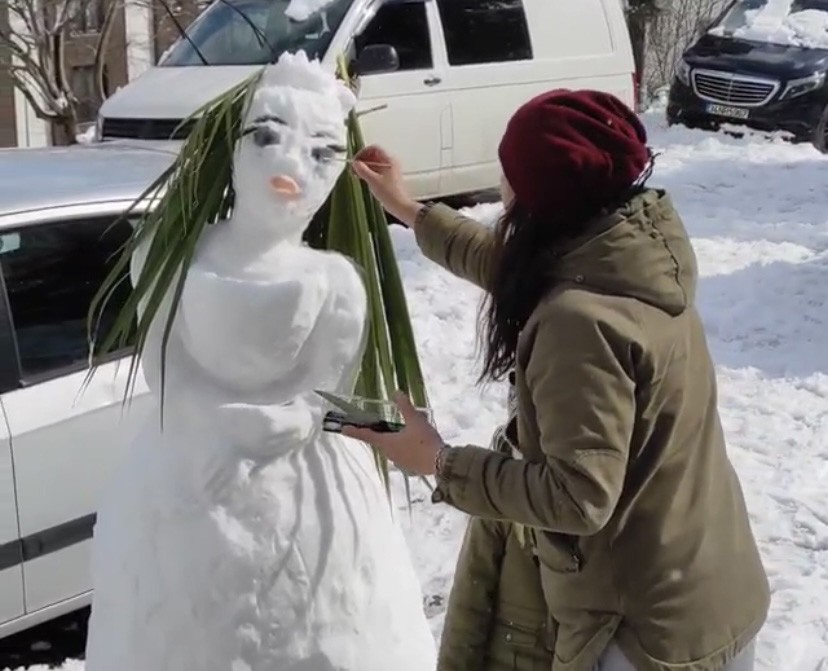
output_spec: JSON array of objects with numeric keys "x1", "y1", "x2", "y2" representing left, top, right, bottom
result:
[
  {"x1": 160, "y1": 0, "x2": 353, "y2": 66},
  {"x1": 522, "y1": 0, "x2": 613, "y2": 60},
  {"x1": 0, "y1": 216, "x2": 135, "y2": 382},
  {"x1": 436, "y1": 0, "x2": 532, "y2": 66},
  {"x1": 355, "y1": 1, "x2": 433, "y2": 71}
]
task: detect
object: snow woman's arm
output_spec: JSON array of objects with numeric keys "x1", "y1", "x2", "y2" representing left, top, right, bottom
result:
[
  {"x1": 413, "y1": 203, "x2": 496, "y2": 290},
  {"x1": 433, "y1": 297, "x2": 638, "y2": 536}
]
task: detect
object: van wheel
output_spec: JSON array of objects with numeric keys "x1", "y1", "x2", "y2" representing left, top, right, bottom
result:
[{"x1": 813, "y1": 105, "x2": 828, "y2": 154}]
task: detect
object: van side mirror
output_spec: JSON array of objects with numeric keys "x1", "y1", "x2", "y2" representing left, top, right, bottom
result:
[{"x1": 355, "y1": 44, "x2": 400, "y2": 76}]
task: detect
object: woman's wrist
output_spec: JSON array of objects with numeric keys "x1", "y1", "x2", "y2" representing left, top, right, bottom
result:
[
  {"x1": 431, "y1": 445, "x2": 454, "y2": 504},
  {"x1": 389, "y1": 199, "x2": 425, "y2": 229}
]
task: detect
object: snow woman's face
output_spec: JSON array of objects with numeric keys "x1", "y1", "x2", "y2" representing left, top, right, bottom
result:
[{"x1": 232, "y1": 62, "x2": 355, "y2": 240}]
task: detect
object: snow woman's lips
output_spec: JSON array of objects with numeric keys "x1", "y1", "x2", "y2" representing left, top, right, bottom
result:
[{"x1": 269, "y1": 175, "x2": 302, "y2": 199}]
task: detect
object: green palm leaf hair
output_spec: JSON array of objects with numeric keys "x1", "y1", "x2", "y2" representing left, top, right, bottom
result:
[{"x1": 86, "y1": 57, "x2": 430, "y2": 495}]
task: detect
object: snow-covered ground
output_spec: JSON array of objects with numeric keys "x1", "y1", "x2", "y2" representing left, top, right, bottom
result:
[{"x1": 10, "y1": 112, "x2": 828, "y2": 670}]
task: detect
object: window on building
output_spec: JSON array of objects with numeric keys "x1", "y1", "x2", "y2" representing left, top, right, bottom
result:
[
  {"x1": 436, "y1": 0, "x2": 532, "y2": 66},
  {"x1": 68, "y1": 0, "x2": 107, "y2": 34},
  {"x1": 0, "y1": 216, "x2": 135, "y2": 381},
  {"x1": 70, "y1": 66, "x2": 103, "y2": 124},
  {"x1": 354, "y1": 1, "x2": 433, "y2": 72}
]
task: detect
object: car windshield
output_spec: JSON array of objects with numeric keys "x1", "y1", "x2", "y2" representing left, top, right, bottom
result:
[
  {"x1": 711, "y1": 0, "x2": 828, "y2": 48},
  {"x1": 160, "y1": 0, "x2": 354, "y2": 66}
]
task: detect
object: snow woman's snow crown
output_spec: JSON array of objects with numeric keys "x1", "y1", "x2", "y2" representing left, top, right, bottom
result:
[{"x1": 232, "y1": 51, "x2": 357, "y2": 241}]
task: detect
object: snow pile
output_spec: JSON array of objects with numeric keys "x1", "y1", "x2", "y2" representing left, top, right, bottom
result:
[
  {"x1": 461, "y1": 201, "x2": 502, "y2": 228},
  {"x1": 644, "y1": 86, "x2": 670, "y2": 113},
  {"x1": 710, "y1": 0, "x2": 828, "y2": 49},
  {"x1": 75, "y1": 126, "x2": 96, "y2": 145}
]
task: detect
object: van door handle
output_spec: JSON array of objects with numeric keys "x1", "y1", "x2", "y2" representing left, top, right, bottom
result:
[{"x1": 424, "y1": 76, "x2": 442, "y2": 86}]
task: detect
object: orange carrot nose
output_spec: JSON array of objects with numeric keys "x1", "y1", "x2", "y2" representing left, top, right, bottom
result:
[{"x1": 269, "y1": 175, "x2": 302, "y2": 198}]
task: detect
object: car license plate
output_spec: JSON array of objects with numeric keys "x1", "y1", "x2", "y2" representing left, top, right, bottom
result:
[{"x1": 706, "y1": 103, "x2": 750, "y2": 120}]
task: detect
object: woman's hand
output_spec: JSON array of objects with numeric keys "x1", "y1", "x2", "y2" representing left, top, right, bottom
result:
[
  {"x1": 352, "y1": 145, "x2": 424, "y2": 228},
  {"x1": 342, "y1": 391, "x2": 444, "y2": 476}
]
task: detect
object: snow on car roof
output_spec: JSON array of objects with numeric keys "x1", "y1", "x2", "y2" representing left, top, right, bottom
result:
[
  {"x1": 0, "y1": 142, "x2": 177, "y2": 221},
  {"x1": 709, "y1": 0, "x2": 828, "y2": 49}
]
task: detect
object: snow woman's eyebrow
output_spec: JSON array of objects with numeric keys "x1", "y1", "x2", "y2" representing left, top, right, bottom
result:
[
  {"x1": 311, "y1": 129, "x2": 339, "y2": 140},
  {"x1": 252, "y1": 115, "x2": 288, "y2": 125}
]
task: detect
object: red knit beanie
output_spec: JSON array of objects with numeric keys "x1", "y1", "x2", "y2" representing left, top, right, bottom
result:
[{"x1": 497, "y1": 89, "x2": 650, "y2": 217}]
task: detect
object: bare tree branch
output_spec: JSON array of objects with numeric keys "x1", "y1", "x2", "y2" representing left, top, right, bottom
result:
[
  {"x1": 641, "y1": 0, "x2": 728, "y2": 96},
  {"x1": 10, "y1": 69, "x2": 58, "y2": 119},
  {"x1": 0, "y1": 0, "x2": 108, "y2": 142},
  {"x1": 53, "y1": 0, "x2": 77, "y2": 34},
  {"x1": 0, "y1": 25, "x2": 57, "y2": 93},
  {"x1": 94, "y1": 0, "x2": 118, "y2": 100},
  {"x1": 3, "y1": 0, "x2": 38, "y2": 36},
  {"x1": 11, "y1": 63, "x2": 69, "y2": 115},
  {"x1": 3, "y1": 0, "x2": 197, "y2": 143}
]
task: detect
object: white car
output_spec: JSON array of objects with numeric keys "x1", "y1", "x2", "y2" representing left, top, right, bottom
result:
[
  {"x1": 97, "y1": 0, "x2": 637, "y2": 200},
  {"x1": 0, "y1": 142, "x2": 174, "y2": 640}
]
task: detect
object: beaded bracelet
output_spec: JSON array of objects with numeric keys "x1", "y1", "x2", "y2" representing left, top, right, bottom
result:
[{"x1": 434, "y1": 445, "x2": 450, "y2": 478}]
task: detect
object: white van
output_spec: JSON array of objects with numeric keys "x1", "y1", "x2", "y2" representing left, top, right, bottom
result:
[{"x1": 97, "y1": 0, "x2": 636, "y2": 200}]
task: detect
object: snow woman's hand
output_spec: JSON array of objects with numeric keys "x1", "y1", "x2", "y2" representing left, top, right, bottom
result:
[
  {"x1": 216, "y1": 400, "x2": 316, "y2": 460},
  {"x1": 342, "y1": 391, "x2": 444, "y2": 476}
]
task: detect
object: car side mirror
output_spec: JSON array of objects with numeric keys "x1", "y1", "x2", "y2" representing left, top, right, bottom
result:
[
  {"x1": 355, "y1": 44, "x2": 400, "y2": 76},
  {"x1": 0, "y1": 232, "x2": 21, "y2": 255}
]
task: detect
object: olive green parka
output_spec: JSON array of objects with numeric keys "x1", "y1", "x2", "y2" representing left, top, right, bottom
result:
[
  {"x1": 418, "y1": 191, "x2": 770, "y2": 671},
  {"x1": 438, "y1": 418, "x2": 555, "y2": 671}
]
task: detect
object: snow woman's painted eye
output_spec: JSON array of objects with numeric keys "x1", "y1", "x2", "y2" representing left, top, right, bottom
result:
[
  {"x1": 241, "y1": 114, "x2": 287, "y2": 147},
  {"x1": 311, "y1": 144, "x2": 347, "y2": 163},
  {"x1": 251, "y1": 126, "x2": 281, "y2": 147}
]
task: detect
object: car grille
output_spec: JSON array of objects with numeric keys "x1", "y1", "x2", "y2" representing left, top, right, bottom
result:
[
  {"x1": 101, "y1": 117, "x2": 195, "y2": 140},
  {"x1": 692, "y1": 71, "x2": 778, "y2": 107}
]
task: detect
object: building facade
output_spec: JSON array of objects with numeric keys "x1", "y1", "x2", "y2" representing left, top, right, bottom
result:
[{"x1": 0, "y1": 0, "x2": 199, "y2": 148}]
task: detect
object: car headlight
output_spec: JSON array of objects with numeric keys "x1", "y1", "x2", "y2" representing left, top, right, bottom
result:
[
  {"x1": 675, "y1": 59, "x2": 692, "y2": 86},
  {"x1": 780, "y1": 72, "x2": 826, "y2": 100}
]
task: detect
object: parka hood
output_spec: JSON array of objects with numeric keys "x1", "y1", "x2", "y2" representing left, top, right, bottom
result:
[{"x1": 552, "y1": 189, "x2": 696, "y2": 316}]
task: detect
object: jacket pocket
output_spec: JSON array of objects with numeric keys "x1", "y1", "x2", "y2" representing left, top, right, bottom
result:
[
  {"x1": 535, "y1": 531, "x2": 583, "y2": 574},
  {"x1": 488, "y1": 620, "x2": 554, "y2": 671}
]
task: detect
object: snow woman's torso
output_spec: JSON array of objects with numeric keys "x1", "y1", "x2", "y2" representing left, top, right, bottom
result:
[
  {"x1": 84, "y1": 52, "x2": 436, "y2": 671},
  {"x1": 135, "y1": 217, "x2": 370, "y2": 495},
  {"x1": 172, "y1": 226, "x2": 366, "y2": 405}
]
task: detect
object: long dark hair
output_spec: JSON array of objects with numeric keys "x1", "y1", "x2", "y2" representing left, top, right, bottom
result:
[
  {"x1": 478, "y1": 161, "x2": 655, "y2": 383},
  {"x1": 477, "y1": 203, "x2": 573, "y2": 382}
]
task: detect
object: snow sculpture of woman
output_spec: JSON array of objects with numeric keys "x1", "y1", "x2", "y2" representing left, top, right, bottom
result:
[{"x1": 84, "y1": 51, "x2": 436, "y2": 671}]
